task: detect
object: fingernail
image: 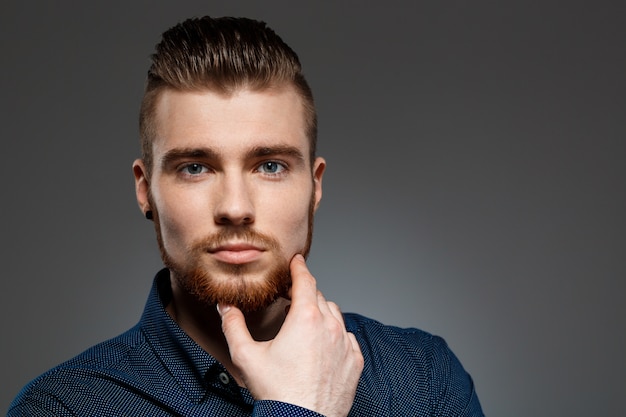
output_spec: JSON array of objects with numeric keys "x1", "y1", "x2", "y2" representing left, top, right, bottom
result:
[
  {"x1": 216, "y1": 304, "x2": 231, "y2": 316},
  {"x1": 294, "y1": 254, "x2": 305, "y2": 262}
]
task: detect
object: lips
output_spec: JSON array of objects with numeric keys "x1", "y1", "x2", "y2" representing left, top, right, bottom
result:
[{"x1": 208, "y1": 243, "x2": 265, "y2": 264}]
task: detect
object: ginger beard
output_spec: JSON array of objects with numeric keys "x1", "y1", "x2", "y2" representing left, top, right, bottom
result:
[{"x1": 150, "y1": 190, "x2": 315, "y2": 313}]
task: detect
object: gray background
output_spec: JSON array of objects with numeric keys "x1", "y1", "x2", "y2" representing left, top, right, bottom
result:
[{"x1": 2, "y1": 1, "x2": 624, "y2": 416}]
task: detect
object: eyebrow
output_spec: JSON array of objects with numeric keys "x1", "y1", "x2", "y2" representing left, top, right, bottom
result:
[
  {"x1": 159, "y1": 145, "x2": 306, "y2": 170},
  {"x1": 245, "y1": 145, "x2": 305, "y2": 162},
  {"x1": 160, "y1": 147, "x2": 219, "y2": 170}
]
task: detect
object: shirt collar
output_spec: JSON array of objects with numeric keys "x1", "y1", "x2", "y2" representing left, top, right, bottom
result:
[{"x1": 139, "y1": 268, "x2": 222, "y2": 404}]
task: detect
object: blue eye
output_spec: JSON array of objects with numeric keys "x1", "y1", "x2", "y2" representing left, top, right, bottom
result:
[
  {"x1": 258, "y1": 161, "x2": 285, "y2": 174},
  {"x1": 183, "y1": 163, "x2": 207, "y2": 175}
]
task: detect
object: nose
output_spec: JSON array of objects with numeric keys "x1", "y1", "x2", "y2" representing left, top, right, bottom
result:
[{"x1": 213, "y1": 174, "x2": 255, "y2": 226}]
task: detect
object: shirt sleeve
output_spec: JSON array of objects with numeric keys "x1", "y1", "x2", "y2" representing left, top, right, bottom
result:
[
  {"x1": 427, "y1": 335, "x2": 484, "y2": 417},
  {"x1": 253, "y1": 400, "x2": 326, "y2": 417}
]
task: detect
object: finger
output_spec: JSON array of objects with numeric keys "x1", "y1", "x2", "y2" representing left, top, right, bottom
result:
[
  {"x1": 325, "y1": 300, "x2": 346, "y2": 326},
  {"x1": 289, "y1": 254, "x2": 318, "y2": 307},
  {"x1": 217, "y1": 304, "x2": 254, "y2": 351},
  {"x1": 348, "y1": 332, "x2": 362, "y2": 353},
  {"x1": 315, "y1": 290, "x2": 332, "y2": 315},
  {"x1": 315, "y1": 291, "x2": 342, "y2": 326}
]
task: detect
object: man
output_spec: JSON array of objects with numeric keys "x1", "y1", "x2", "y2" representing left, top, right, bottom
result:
[{"x1": 9, "y1": 16, "x2": 483, "y2": 416}]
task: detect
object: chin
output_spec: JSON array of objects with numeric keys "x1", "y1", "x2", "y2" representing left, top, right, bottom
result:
[{"x1": 175, "y1": 262, "x2": 292, "y2": 313}]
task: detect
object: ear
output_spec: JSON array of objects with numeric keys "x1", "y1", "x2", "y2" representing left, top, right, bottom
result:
[
  {"x1": 132, "y1": 159, "x2": 151, "y2": 216},
  {"x1": 312, "y1": 157, "x2": 326, "y2": 212}
]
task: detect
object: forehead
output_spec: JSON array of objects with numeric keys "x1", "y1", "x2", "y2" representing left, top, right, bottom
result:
[{"x1": 151, "y1": 86, "x2": 309, "y2": 158}]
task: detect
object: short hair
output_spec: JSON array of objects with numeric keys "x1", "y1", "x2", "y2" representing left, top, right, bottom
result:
[{"x1": 139, "y1": 16, "x2": 317, "y2": 175}]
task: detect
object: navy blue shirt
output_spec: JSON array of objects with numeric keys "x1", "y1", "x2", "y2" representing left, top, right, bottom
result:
[{"x1": 9, "y1": 269, "x2": 483, "y2": 416}]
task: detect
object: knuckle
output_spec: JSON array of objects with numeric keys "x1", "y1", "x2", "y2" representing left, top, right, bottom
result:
[
  {"x1": 327, "y1": 317, "x2": 344, "y2": 334},
  {"x1": 325, "y1": 318, "x2": 346, "y2": 344},
  {"x1": 229, "y1": 348, "x2": 248, "y2": 366},
  {"x1": 355, "y1": 352, "x2": 365, "y2": 371},
  {"x1": 326, "y1": 300, "x2": 340, "y2": 312},
  {"x1": 298, "y1": 304, "x2": 321, "y2": 322},
  {"x1": 302, "y1": 273, "x2": 317, "y2": 290},
  {"x1": 228, "y1": 341, "x2": 255, "y2": 365}
]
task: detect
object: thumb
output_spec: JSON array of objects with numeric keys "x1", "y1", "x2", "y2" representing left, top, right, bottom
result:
[{"x1": 217, "y1": 304, "x2": 254, "y2": 349}]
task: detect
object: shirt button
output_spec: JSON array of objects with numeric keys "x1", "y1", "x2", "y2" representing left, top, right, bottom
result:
[{"x1": 218, "y1": 372, "x2": 230, "y2": 385}]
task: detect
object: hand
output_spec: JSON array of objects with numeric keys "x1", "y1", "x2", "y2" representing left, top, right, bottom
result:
[{"x1": 218, "y1": 254, "x2": 364, "y2": 417}]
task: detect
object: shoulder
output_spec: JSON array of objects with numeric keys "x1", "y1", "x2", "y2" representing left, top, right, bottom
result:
[
  {"x1": 344, "y1": 313, "x2": 483, "y2": 416},
  {"x1": 48, "y1": 323, "x2": 147, "y2": 373},
  {"x1": 344, "y1": 312, "x2": 441, "y2": 358},
  {"x1": 8, "y1": 325, "x2": 148, "y2": 416}
]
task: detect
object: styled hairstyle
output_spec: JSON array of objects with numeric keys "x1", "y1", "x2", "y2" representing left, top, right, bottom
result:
[{"x1": 139, "y1": 16, "x2": 317, "y2": 175}]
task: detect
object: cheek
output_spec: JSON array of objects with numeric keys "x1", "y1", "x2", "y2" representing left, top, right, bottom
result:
[
  {"x1": 267, "y1": 197, "x2": 312, "y2": 248},
  {"x1": 152, "y1": 186, "x2": 206, "y2": 249}
]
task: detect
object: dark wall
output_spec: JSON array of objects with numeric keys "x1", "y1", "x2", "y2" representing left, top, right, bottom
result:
[{"x1": 2, "y1": 2, "x2": 624, "y2": 415}]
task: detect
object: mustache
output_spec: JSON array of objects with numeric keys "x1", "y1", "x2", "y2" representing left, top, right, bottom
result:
[{"x1": 190, "y1": 228, "x2": 280, "y2": 253}]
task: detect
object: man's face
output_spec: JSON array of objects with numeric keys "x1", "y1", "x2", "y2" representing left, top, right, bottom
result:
[{"x1": 134, "y1": 86, "x2": 325, "y2": 312}]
